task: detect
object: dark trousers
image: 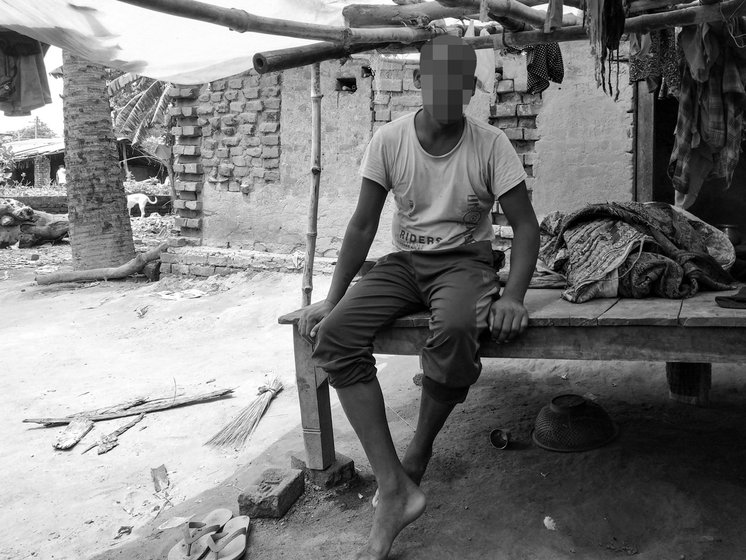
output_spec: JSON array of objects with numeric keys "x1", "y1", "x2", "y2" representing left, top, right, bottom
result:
[{"x1": 312, "y1": 240, "x2": 500, "y2": 405}]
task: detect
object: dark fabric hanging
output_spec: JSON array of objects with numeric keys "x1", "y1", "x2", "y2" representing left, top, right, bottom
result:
[{"x1": 0, "y1": 28, "x2": 51, "y2": 116}]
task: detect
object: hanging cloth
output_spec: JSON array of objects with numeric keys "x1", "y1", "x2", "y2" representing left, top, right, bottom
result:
[
  {"x1": 0, "y1": 28, "x2": 51, "y2": 116},
  {"x1": 525, "y1": 44, "x2": 564, "y2": 94}
]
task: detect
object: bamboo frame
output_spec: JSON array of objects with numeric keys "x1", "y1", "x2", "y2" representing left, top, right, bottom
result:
[
  {"x1": 254, "y1": 41, "x2": 384, "y2": 74},
  {"x1": 302, "y1": 63, "x2": 322, "y2": 307}
]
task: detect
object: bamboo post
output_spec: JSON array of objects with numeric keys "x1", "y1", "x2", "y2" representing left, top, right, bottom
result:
[{"x1": 302, "y1": 63, "x2": 322, "y2": 308}]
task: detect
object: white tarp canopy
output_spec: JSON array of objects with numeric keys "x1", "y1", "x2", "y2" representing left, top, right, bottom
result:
[{"x1": 0, "y1": 0, "x2": 393, "y2": 84}]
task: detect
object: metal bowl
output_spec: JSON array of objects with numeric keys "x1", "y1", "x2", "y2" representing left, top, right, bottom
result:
[{"x1": 532, "y1": 394, "x2": 618, "y2": 452}]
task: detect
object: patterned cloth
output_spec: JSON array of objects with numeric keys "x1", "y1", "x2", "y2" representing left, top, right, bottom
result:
[
  {"x1": 539, "y1": 202, "x2": 735, "y2": 303},
  {"x1": 525, "y1": 44, "x2": 564, "y2": 94},
  {"x1": 628, "y1": 28, "x2": 681, "y2": 97},
  {"x1": 668, "y1": 22, "x2": 746, "y2": 208}
]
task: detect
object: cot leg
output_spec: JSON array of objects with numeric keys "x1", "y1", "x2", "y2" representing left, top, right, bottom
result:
[
  {"x1": 666, "y1": 362, "x2": 711, "y2": 407},
  {"x1": 293, "y1": 326, "x2": 336, "y2": 470}
]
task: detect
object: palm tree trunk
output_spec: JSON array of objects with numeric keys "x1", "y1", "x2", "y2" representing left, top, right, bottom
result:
[{"x1": 62, "y1": 51, "x2": 135, "y2": 269}]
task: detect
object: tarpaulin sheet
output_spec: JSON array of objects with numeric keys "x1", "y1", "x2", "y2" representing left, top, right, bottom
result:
[{"x1": 0, "y1": 0, "x2": 391, "y2": 84}]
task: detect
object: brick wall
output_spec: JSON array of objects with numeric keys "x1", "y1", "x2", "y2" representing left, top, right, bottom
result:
[{"x1": 34, "y1": 156, "x2": 51, "y2": 187}]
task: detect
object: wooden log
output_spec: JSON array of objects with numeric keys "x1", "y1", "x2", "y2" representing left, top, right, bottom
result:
[
  {"x1": 82, "y1": 413, "x2": 145, "y2": 455},
  {"x1": 666, "y1": 362, "x2": 711, "y2": 406},
  {"x1": 437, "y1": 0, "x2": 552, "y2": 28},
  {"x1": 18, "y1": 211, "x2": 69, "y2": 248},
  {"x1": 23, "y1": 387, "x2": 234, "y2": 426},
  {"x1": 254, "y1": 41, "x2": 382, "y2": 74},
  {"x1": 35, "y1": 241, "x2": 168, "y2": 285},
  {"x1": 302, "y1": 63, "x2": 322, "y2": 307}
]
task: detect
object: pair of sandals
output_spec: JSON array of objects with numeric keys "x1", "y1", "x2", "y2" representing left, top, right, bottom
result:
[{"x1": 168, "y1": 508, "x2": 250, "y2": 560}]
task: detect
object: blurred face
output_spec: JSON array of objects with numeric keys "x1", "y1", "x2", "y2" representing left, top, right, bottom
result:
[{"x1": 418, "y1": 38, "x2": 476, "y2": 125}]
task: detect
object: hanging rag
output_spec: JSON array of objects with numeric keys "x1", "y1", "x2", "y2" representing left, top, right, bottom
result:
[
  {"x1": 585, "y1": 0, "x2": 626, "y2": 99},
  {"x1": 668, "y1": 21, "x2": 746, "y2": 208},
  {"x1": 0, "y1": 29, "x2": 51, "y2": 117},
  {"x1": 629, "y1": 28, "x2": 681, "y2": 97},
  {"x1": 525, "y1": 44, "x2": 564, "y2": 94}
]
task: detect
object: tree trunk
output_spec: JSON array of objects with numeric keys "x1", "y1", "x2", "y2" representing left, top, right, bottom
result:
[{"x1": 62, "y1": 51, "x2": 135, "y2": 269}]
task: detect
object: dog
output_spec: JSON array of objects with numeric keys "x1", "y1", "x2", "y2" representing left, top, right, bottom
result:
[{"x1": 126, "y1": 193, "x2": 158, "y2": 218}]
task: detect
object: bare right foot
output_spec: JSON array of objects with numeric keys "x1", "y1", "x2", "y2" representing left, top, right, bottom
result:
[{"x1": 355, "y1": 476, "x2": 426, "y2": 560}]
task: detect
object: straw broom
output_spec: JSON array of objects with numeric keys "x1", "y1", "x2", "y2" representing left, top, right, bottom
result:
[{"x1": 205, "y1": 377, "x2": 283, "y2": 448}]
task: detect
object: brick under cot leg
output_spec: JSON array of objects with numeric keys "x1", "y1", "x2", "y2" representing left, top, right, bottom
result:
[{"x1": 666, "y1": 362, "x2": 711, "y2": 407}]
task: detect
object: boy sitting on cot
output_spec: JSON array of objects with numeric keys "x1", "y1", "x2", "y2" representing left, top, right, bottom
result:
[{"x1": 298, "y1": 34, "x2": 540, "y2": 560}]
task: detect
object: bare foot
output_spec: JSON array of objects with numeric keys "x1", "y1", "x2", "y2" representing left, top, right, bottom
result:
[
  {"x1": 355, "y1": 477, "x2": 426, "y2": 559},
  {"x1": 372, "y1": 449, "x2": 432, "y2": 508}
]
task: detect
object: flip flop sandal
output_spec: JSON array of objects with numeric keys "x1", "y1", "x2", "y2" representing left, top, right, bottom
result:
[
  {"x1": 168, "y1": 508, "x2": 234, "y2": 560},
  {"x1": 204, "y1": 516, "x2": 251, "y2": 560}
]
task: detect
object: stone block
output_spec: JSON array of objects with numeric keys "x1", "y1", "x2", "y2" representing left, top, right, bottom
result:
[
  {"x1": 198, "y1": 93, "x2": 210, "y2": 102},
  {"x1": 261, "y1": 135, "x2": 279, "y2": 146},
  {"x1": 224, "y1": 90, "x2": 238, "y2": 101},
  {"x1": 230, "y1": 101, "x2": 245, "y2": 113},
  {"x1": 246, "y1": 100, "x2": 264, "y2": 112},
  {"x1": 180, "y1": 126, "x2": 202, "y2": 137},
  {"x1": 521, "y1": 93, "x2": 542, "y2": 104},
  {"x1": 246, "y1": 147, "x2": 262, "y2": 157},
  {"x1": 185, "y1": 218, "x2": 202, "y2": 229},
  {"x1": 228, "y1": 78, "x2": 243, "y2": 89},
  {"x1": 172, "y1": 263, "x2": 190, "y2": 275},
  {"x1": 263, "y1": 158, "x2": 279, "y2": 169},
  {"x1": 207, "y1": 255, "x2": 231, "y2": 266},
  {"x1": 228, "y1": 181, "x2": 240, "y2": 192},
  {"x1": 240, "y1": 111, "x2": 259, "y2": 123},
  {"x1": 262, "y1": 146, "x2": 279, "y2": 158},
  {"x1": 238, "y1": 468, "x2": 305, "y2": 519},
  {"x1": 265, "y1": 171, "x2": 280, "y2": 182},
  {"x1": 223, "y1": 136, "x2": 240, "y2": 146},
  {"x1": 264, "y1": 98, "x2": 281, "y2": 110},
  {"x1": 290, "y1": 452, "x2": 356, "y2": 489},
  {"x1": 211, "y1": 80, "x2": 226, "y2": 91},
  {"x1": 233, "y1": 166, "x2": 250, "y2": 177},
  {"x1": 219, "y1": 163, "x2": 233, "y2": 176},
  {"x1": 216, "y1": 101, "x2": 229, "y2": 113},
  {"x1": 216, "y1": 148, "x2": 230, "y2": 158},
  {"x1": 159, "y1": 251, "x2": 179, "y2": 263},
  {"x1": 238, "y1": 124, "x2": 255, "y2": 136},
  {"x1": 183, "y1": 252, "x2": 208, "y2": 265},
  {"x1": 175, "y1": 181, "x2": 200, "y2": 192},
  {"x1": 214, "y1": 266, "x2": 235, "y2": 276},
  {"x1": 160, "y1": 263, "x2": 173, "y2": 275},
  {"x1": 191, "y1": 265, "x2": 215, "y2": 277},
  {"x1": 244, "y1": 87, "x2": 259, "y2": 99}
]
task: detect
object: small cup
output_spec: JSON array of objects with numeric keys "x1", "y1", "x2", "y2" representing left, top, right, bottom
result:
[{"x1": 490, "y1": 428, "x2": 511, "y2": 449}]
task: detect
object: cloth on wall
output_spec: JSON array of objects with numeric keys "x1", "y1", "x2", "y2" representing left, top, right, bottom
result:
[
  {"x1": 539, "y1": 201, "x2": 735, "y2": 303},
  {"x1": 629, "y1": 28, "x2": 680, "y2": 97},
  {"x1": 668, "y1": 21, "x2": 746, "y2": 209}
]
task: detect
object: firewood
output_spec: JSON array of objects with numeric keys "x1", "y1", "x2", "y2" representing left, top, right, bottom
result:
[{"x1": 53, "y1": 417, "x2": 94, "y2": 450}]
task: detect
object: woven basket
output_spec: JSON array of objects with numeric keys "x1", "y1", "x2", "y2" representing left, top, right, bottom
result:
[{"x1": 532, "y1": 394, "x2": 618, "y2": 452}]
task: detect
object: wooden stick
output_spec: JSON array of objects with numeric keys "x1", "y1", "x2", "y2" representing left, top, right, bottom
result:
[
  {"x1": 35, "y1": 241, "x2": 168, "y2": 285},
  {"x1": 254, "y1": 41, "x2": 384, "y2": 74},
  {"x1": 436, "y1": 0, "x2": 549, "y2": 27},
  {"x1": 344, "y1": 2, "x2": 478, "y2": 27},
  {"x1": 628, "y1": 0, "x2": 697, "y2": 14},
  {"x1": 23, "y1": 388, "x2": 234, "y2": 426},
  {"x1": 81, "y1": 413, "x2": 145, "y2": 455},
  {"x1": 302, "y1": 63, "x2": 322, "y2": 308}
]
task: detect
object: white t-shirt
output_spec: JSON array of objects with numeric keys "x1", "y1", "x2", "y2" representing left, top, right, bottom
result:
[{"x1": 361, "y1": 112, "x2": 527, "y2": 252}]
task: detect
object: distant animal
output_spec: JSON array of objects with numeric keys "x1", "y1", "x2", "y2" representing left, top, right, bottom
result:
[{"x1": 126, "y1": 193, "x2": 158, "y2": 218}]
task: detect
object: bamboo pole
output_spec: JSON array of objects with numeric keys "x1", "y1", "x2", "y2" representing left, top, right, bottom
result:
[
  {"x1": 254, "y1": 41, "x2": 384, "y2": 74},
  {"x1": 302, "y1": 63, "x2": 322, "y2": 308},
  {"x1": 344, "y1": 2, "x2": 478, "y2": 27}
]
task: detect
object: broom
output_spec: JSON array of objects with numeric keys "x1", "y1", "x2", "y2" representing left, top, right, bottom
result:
[{"x1": 205, "y1": 376, "x2": 283, "y2": 448}]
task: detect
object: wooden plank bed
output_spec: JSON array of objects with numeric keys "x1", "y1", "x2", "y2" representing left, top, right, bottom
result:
[{"x1": 279, "y1": 287, "x2": 746, "y2": 471}]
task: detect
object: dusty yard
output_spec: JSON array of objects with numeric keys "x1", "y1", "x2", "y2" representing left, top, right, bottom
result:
[{"x1": 2, "y1": 241, "x2": 746, "y2": 560}]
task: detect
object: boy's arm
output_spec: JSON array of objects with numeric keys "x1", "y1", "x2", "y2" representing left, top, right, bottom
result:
[
  {"x1": 489, "y1": 181, "x2": 540, "y2": 343},
  {"x1": 298, "y1": 177, "x2": 388, "y2": 341}
]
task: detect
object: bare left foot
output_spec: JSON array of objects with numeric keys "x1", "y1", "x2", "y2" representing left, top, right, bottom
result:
[
  {"x1": 371, "y1": 448, "x2": 432, "y2": 508},
  {"x1": 355, "y1": 476, "x2": 426, "y2": 559}
]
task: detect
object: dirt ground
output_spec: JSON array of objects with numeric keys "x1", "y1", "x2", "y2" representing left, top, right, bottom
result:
[{"x1": 2, "y1": 242, "x2": 746, "y2": 560}]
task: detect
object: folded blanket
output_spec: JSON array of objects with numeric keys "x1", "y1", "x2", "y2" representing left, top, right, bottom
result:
[{"x1": 540, "y1": 201, "x2": 735, "y2": 302}]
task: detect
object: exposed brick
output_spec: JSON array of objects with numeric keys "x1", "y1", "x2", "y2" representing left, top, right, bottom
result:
[
  {"x1": 259, "y1": 122, "x2": 279, "y2": 133},
  {"x1": 214, "y1": 266, "x2": 235, "y2": 276},
  {"x1": 185, "y1": 218, "x2": 202, "y2": 229},
  {"x1": 492, "y1": 103, "x2": 516, "y2": 117},
  {"x1": 219, "y1": 163, "x2": 233, "y2": 176},
  {"x1": 175, "y1": 181, "x2": 201, "y2": 192},
  {"x1": 211, "y1": 80, "x2": 226, "y2": 91},
  {"x1": 207, "y1": 255, "x2": 231, "y2": 266},
  {"x1": 172, "y1": 200, "x2": 187, "y2": 210},
  {"x1": 377, "y1": 77, "x2": 402, "y2": 92},
  {"x1": 262, "y1": 146, "x2": 279, "y2": 158},
  {"x1": 198, "y1": 93, "x2": 210, "y2": 102},
  {"x1": 493, "y1": 117, "x2": 518, "y2": 128},
  {"x1": 223, "y1": 136, "x2": 240, "y2": 146},
  {"x1": 262, "y1": 73, "x2": 280, "y2": 86},
  {"x1": 261, "y1": 135, "x2": 279, "y2": 146},
  {"x1": 180, "y1": 126, "x2": 202, "y2": 137},
  {"x1": 190, "y1": 265, "x2": 215, "y2": 277},
  {"x1": 518, "y1": 117, "x2": 537, "y2": 129},
  {"x1": 224, "y1": 90, "x2": 238, "y2": 101},
  {"x1": 521, "y1": 93, "x2": 542, "y2": 104},
  {"x1": 265, "y1": 171, "x2": 280, "y2": 182},
  {"x1": 228, "y1": 182, "x2": 240, "y2": 192},
  {"x1": 373, "y1": 93, "x2": 390, "y2": 105},
  {"x1": 216, "y1": 101, "x2": 229, "y2": 113},
  {"x1": 245, "y1": 137, "x2": 261, "y2": 147},
  {"x1": 238, "y1": 468, "x2": 304, "y2": 519},
  {"x1": 261, "y1": 86, "x2": 281, "y2": 97},
  {"x1": 246, "y1": 147, "x2": 262, "y2": 157},
  {"x1": 392, "y1": 95, "x2": 420, "y2": 108},
  {"x1": 185, "y1": 201, "x2": 202, "y2": 211},
  {"x1": 221, "y1": 115, "x2": 237, "y2": 127},
  {"x1": 246, "y1": 100, "x2": 263, "y2": 112},
  {"x1": 183, "y1": 252, "x2": 208, "y2": 265},
  {"x1": 230, "y1": 101, "x2": 245, "y2": 113},
  {"x1": 523, "y1": 152, "x2": 536, "y2": 166},
  {"x1": 173, "y1": 217, "x2": 188, "y2": 228},
  {"x1": 251, "y1": 167, "x2": 265, "y2": 178},
  {"x1": 523, "y1": 128, "x2": 540, "y2": 141},
  {"x1": 496, "y1": 79, "x2": 514, "y2": 93},
  {"x1": 244, "y1": 87, "x2": 259, "y2": 99},
  {"x1": 512, "y1": 140, "x2": 536, "y2": 154},
  {"x1": 503, "y1": 128, "x2": 523, "y2": 140},
  {"x1": 290, "y1": 453, "x2": 355, "y2": 489},
  {"x1": 232, "y1": 156, "x2": 248, "y2": 166},
  {"x1": 238, "y1": 124, "x2": 255, "y2": 135},
  {"x1": 263, "y1": 158, "x2": 279, "y2": 169},
  {"x1": 233, "y1": 166, "x2": 250, "y2": 177},
  {"x1": 216, "y1": 148, "x2": 230, "y2": 158},
  {"x1": 159, "y1": 252, "x2": 179, "y2": 263},
  {"x1": 263, "y1": 109, "x2": 280, "y2": 122},
  {"x1": 160, "y1": 263, "x2": 173, "y2": 274},
  {"x1": 210, "y1": 92, "x2": 223, "y2": 102},
  {"x1": 172, "y1": 264, "x2": 190, "y2": 275},
  {"x1": 264, "y1": 98, "x2": 281, "y2": 110},
  {"x1": 517, "y1": 103, "x2": 541, "y2": 117},
  {"x1": 197, "y1": 104, "x2": 213, "y2": 115},
  {"x1": 228, "y1": 78, "x2": 244, "y2": 89}
]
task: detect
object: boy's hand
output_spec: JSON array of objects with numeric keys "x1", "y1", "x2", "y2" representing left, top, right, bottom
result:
[
  {"x1": 488, "y1": 296, "x2": 529, "y2": 343},
  {"x1": 298, "y1": 300, "x2": 335, "y2": 343}
]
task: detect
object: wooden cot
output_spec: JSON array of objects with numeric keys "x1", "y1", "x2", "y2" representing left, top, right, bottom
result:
[{"x1": 280, "y1": 287, "x2": 746, "y2": 471}]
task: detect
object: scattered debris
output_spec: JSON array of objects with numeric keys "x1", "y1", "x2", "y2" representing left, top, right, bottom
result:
[
  {"x1": 157, "y1": 515, "x2": 193, "y2": 532},
  {"x1": 135, "y1": 305, "x2": 150, "y2": 318},
  {"x1": 151, "y1": 464, "x2": 170, "y2": 493},
  {"x1": 543, "y1": 516, "x2": 558, "y2": 531},
  {"x1": 412, "y1": 373, "x2": 423, "y2": 386},
  {"x1": 155, "y1": 288, "x2": 207, "y2": 300},
  {"x1": 23, "y1": 387, "x2": 234, "y2": 426},
  {"x1": 53, "y1": 416, "x2": 94, "y2": 450},
  {"x1": 603, "y1": 537, "x2": 639, "y2": 555},
  {"x1": 82, "y1": 413, "x2": 145, "y2": 455},
  {"x1": 113, "y1": 526, "x2": 132, "y2": 540},
  {"x1": 206, "y1": 377, "x2": 282, "y2": 448}
]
